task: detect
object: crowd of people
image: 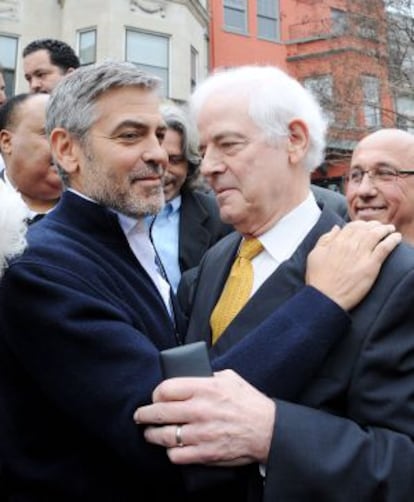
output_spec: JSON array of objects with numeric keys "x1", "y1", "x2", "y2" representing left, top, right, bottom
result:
[{"x1": 0, "y1": 38, "x2": 413, "y2": 501}]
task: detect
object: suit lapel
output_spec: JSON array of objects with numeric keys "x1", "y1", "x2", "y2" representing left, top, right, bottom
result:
[{"x1": 179, "y1": 192, "x2": 211, "y2": 271}]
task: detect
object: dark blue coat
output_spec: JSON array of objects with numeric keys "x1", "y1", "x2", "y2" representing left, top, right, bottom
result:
[{"x1": 0, "y1": 191, "x2": 350, "y2": 501}]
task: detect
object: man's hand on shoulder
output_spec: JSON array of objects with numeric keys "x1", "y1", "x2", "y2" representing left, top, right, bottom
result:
[{"x1": 306, "y1": 220, "x2": 401, "y2": 311}]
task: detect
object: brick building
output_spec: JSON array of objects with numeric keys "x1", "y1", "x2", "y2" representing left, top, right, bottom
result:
[{"x1": 209, "y1": 0, "x2": 398, "y2": 190}]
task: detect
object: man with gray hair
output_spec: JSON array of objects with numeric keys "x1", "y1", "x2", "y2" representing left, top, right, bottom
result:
[
  {"x1": 136, "y1": 65, "x2": 414, "y2": 501},
  {"x1": 148, "y1": 102, "x2": 232, "y2": 292},
  {"x1": 0, "y1": 61, "x2": 401, "y2": 500}
]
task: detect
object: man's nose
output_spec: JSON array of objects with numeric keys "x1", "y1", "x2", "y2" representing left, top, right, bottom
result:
[
  {"x1": 200, "y1": 146, "x2": 225, "y2": 175},
  {"x1": 30, "y1": 78, "x2": 42, "y2": 93},
  {"x1": 357, "y1": 171, "x2": 378, "y2": 194},
  {"x1": 142, "y1": 138, "x2": 168, "y2": 169}
]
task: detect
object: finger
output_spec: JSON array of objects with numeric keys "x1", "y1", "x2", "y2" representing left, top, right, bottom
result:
[
  {"x1": 371, "y1": 232, "x2": 402, "y2": 262},
  {"x1": 355, "y1": 224, "x2": 397, "y2": 253},
  {"x1": 334, "y1": 222, "x2": 396, "y2": 252},
  {"x1": 143, "y1": 424, "x2": 179, "y2": 448},
  {"x1": 134, "y1": 401, "x2": 193, "y2": 425},
  {"x1": 152, "y1": 376, "x2": 213, "y2": 403},
  {"x1": 314, "y1": 224, "x2": 341, "y2": 246}
]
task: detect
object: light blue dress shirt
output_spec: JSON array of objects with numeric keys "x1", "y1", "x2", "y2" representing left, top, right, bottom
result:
[{"x1": 146, "y1": 195, "x2": 182, "y2": 292}]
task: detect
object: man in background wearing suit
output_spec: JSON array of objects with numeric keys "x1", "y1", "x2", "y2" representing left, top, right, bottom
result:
[
  {"x1": 136, "y1": 65, "x2": 414, "y2": 501},
  {"x1": 148, "y1": 102, "x2": 232, "y2": 292},
  {"x1": 346, "y1": 127, "x2": 414, "y2": 245}
]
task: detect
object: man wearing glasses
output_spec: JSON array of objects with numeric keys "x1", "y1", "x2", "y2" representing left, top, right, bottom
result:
[{"x1": 346, "y1": 128, "x2": 414, "y2": 244}]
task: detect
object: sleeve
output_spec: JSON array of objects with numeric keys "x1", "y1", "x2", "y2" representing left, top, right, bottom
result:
[
  {"x1": 0, "y1": 261, "x2": 173, "y2": 474},
  {"x1": 212, "y1": 286, "x2": 350, "y2": 399}
]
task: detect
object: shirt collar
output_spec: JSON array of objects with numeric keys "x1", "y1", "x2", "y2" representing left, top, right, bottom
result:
[
  {"x1": 259, "y1": 191, "x2": 321, "y2": 264},
  {"x1": 166, "y1": 194, "x2": 181, "y2": 214}
]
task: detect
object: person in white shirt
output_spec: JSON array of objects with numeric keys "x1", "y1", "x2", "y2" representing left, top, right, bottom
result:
[
  {"x1": 135, "y1": 65, "x2": 414, "y2": 502},
  {"x1": 0, "y1": 93, "x2": 62, "y2": 222}
]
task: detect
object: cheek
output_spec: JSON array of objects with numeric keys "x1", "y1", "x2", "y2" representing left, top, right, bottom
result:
[
  {"x1": 171, "y1": 165, "x2": 188, "y2": 185},
  {"x1": 345, "y1": 186, "x2": 358, "y2": 206},
  {"x1": 387, "y1": 189, "x2": 411, "y2": 219}
]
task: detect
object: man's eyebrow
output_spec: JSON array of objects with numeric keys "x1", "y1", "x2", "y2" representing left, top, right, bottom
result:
[
  {"x1": 351, "y1": 161, "x2": 395, "y2": 169},
  {"x1": 109, "y1": 120, "x2": 149, "y2": 134},
  {"x1": 213, "y1": 131, "x2": 246, "y2": 142},
  {"x1": 108, "y1": 120, "x2": 166, "y2": 137}
]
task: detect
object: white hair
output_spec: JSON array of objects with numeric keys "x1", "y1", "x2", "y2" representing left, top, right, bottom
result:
[
  {"x1": 190, "y1": 65, "x2": 328, "y2": 172},
  {"x1": 0, "y1": 180, "x2": 28, "y2": 276}
]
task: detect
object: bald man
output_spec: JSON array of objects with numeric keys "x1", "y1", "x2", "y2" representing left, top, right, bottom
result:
[{"x1": 346, "y1": 128, "x2": 414, "y2": 244}]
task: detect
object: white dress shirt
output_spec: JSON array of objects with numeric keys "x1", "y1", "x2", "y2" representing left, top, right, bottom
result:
[{"x1": 250, "y1": 191, "x2": 321, "y2": 296}]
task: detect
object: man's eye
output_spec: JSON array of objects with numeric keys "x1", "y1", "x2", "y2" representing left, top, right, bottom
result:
[
  {"x1": 349, "y1": 170, "x2": 362, "y2": 181},
  {"x1": 221, "y1": 141, "x2": 244, "y2": 154},
  {"x1": 156, "y1": 132, "x2": 165, "y2": 143},
  {"x1": 119, "y1": 132, "x2": 138, "y2": 141},
  {"x1": 377, "y1": 167, "x2": 396, "y2": 177}
]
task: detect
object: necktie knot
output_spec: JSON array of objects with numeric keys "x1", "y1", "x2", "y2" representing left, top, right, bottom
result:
[{"x1": 238, "y1": 237, "x2": 263, "y2": 260}]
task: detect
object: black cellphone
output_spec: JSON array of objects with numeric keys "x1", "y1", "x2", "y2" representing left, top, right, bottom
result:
[{"x1": 160, "y1": 341, "x2": 213, "y2": 378}]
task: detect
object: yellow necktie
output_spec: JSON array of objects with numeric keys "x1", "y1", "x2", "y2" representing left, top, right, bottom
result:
[{"x1": 210, "y1": 237, "x2": 264, "y2": 344}]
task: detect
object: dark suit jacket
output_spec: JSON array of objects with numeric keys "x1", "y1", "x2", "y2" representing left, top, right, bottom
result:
[
  {"x1": 185, "y1": 205, "x2": 414, "y2": 501},
  {"x1": 0, "y1": 191, "x2": 355, "y2": 501},
  {"x1": 311, "y1": 183, "x2": 348, "y2": 220},
  {"x1": 0, "y1": 191, "x2": 188, "y2": 501},
  {"x1": 178, "y1": 189, "x2": 233, "y2": 272}
]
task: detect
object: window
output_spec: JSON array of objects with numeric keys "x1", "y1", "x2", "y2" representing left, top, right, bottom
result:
[
  {"x1": 0, "y1": 35, "x2": 18, "y2": 97},
  {"x1": 303, "y1": 75, "x2": 335, "y2": 124},
  {"x1": 331, "y1": 8, "x2": 348, "y2": 36},
  {"x1": 257, "y1": 0, "x2": 279, "y2": 41},
  {"x1": 190, "y1": 46, "x2": 198, "y2": 92},
  {"x1": 78, "y1": 29, "x2": 96, "y2": 66},
  {"x1": 362, "y1": 75, "x2": 381, "y2": 127},
  {"x1": 126, "y1": 29, "x2": 169, "y2": 97},
  {"x1": 224, "y1": 0, "x2": 247, "y2": 34},
  {"x1": 396, "y1": 95, "x2": 414, "y2": 133}
]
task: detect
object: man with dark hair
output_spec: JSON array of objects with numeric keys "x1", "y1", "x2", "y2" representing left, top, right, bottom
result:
[
  {"x1": 22, "y1": 38, "x2": 80, "y2": 94},
  {"x1": 0, "y1": 93, "x2": 62, "y2": 219}
]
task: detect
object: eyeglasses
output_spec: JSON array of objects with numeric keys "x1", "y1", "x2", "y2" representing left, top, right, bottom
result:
[
  {"x1": 346, "y1": 166, "x2": 414, "y2": 185},
  {"x1": 168, "y1": 155, "x2": 186, "y2": 166}
]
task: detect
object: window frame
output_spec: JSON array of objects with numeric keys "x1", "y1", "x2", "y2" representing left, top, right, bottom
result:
[
  {"x1": 223, "y1": 0, "x2": 248, "y2": 35},
  {"x1": 257, "y1": 0, "x2": 280, "y2": 41},
  {"x1": 78, "y1": 28, "x2": 97, "y2": 66},
  {"x1": 125, "y1": 28, "x2": 170, "y2": 98}
]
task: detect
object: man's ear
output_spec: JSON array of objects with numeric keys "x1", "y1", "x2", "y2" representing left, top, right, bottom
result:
[
  {"x1": 64, "y1": 67, "x2": 76, "y2": 76},
  {"x1": 0, "y1": 129, "x2": 13, "y2": 156},
  {"x1": 49, "y1": 128, "x2": 80, "y2": 175},
  {"x1": 287, "y1": 119, "x2": 309, "y2": 165}
]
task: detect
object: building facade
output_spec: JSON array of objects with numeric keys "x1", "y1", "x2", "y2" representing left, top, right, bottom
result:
[
  {"x1": 208, "y1": 0, "x2": 401, "y2": 190},
  {"x1": 0, "y1": 0, "x2": 209, "y2": 102},
  {"x1": 0, "y1": 0, "x2": 412, "y2": 189}
]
